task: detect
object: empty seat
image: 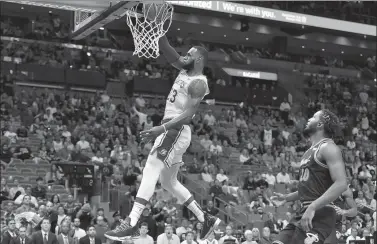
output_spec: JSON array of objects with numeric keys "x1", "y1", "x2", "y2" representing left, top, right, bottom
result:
[
  {"x1": 5, "y1": 168, "x2": 19, "y2": 174},
  {"x1": 20, "y1": 168, "x2": 35, "y2": 174}
]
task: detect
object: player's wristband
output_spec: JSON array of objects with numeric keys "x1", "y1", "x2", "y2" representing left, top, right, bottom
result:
[{"x1": 162, "y1": 124, "x2": 167, "y2": 132}]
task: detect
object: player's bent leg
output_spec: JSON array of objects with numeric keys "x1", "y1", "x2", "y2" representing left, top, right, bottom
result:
[
  {"x1": 291, "y1": 206, "x2": 337, "y2": 244},
  {"x1": 272, "y1": 223, "x2": 296, "y2": 244},
  {"x1": 105, "y1": 153, "x2": 165, "y2": 241},
  {"x1": 160, "y1": 163, "x2": 221, "y2": 240}
]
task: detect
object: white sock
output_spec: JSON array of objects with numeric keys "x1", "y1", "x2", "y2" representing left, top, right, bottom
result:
[
  {"x1": 187, "y1": 200, "x2": 205, "y2": 222},
  {"x1": 129, "y1": 202, "x2": 145, "y2": 227}
]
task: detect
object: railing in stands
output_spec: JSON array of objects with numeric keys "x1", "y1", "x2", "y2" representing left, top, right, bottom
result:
[
  {"x1": 178, "y1": 173, "x2": 247, "y2": 229},
  {"x1": 214, "y1": 196, "x2": 249, "y2": 227}
]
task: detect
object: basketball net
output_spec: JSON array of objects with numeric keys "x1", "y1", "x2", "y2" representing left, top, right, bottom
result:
[{"x1": 126, "y1": 2, "x2": 173, "y2": 59}]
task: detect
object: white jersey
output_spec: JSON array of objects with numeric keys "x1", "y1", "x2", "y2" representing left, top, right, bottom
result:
[{"x1": 163, "y1": 70, "x2": 209, "y2": 120}]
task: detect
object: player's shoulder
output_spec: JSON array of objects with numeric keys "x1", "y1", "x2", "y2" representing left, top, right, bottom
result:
[{"x1": 320, "y1": 140, "x2": 341, "y2": 153}]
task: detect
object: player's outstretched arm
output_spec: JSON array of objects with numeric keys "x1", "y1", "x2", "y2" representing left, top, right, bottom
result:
[
  {"x1": 158, "y1": 35, "x2": 185, "y2": 70},
  {"x1": 272, "y1": 191, "x2": 299, "y2": 204},
  {"x1": 163, "y1": 79, "x2": 207, "y2": 130},
  {"x1": 341, "y1": 188, "x2": 358, "y2": 217},
  {"x1": 309, "y1": 143, "x2": 348, "y2": 211}
]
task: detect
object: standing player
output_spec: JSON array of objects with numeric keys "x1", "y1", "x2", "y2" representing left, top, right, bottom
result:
[
  {"x1": 105, "y1": 35, "x2": 220, "y2": 241},
  {"x1": 272, "y1": 110, "x2": 348, "y2": 244},
  {"x1": 324, "y1": 188, "x2": 357, "y2": 244}
]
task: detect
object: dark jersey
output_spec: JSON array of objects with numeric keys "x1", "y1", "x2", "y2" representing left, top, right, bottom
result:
[{"x1": 298, "y1": 138, "x2": 335, "y2": 205}]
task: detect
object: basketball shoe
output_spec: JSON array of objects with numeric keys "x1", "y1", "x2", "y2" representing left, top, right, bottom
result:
[
  {"x1": 200, "y1": 213, "x2": 221, "y2": 239},
  {"x1": 104, "y1": 217, "x2": 140, "y2": 241}
]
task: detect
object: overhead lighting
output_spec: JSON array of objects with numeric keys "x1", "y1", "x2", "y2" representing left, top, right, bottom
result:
[
  {"x1": 201, "y1": 31, "x2": 204, "y2": 34},
  {"x1": 322, "y1": 48, "x2": 325, "y2": 51},
  {"x1": 99, "y1": 27, "x2": 104, "y2": 30},
  {"x1": 302, "y1": 45, "x2": 305, "y2": 48},
  {"x1": 341, "y1": 51, "x2": 344, "y2": 54},
  {"x1": 246, "y1": 37, "x2": 249, "y2": 40}
]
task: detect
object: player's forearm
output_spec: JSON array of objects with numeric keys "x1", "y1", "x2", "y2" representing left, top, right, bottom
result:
[
  {"x1": 285, "y1": 191, "x2": 299, "y2": 202},
  {"x1": 342, "y1": 208, "x2": 357, "y2": 217},
  {"x1": 309, "y1": 180, "x2": 348, "y2": 211},
  {"x1": 163, "y1": 108, "x2": 195, "y2": 130},
  {"x1": 158, "y1": 35, "x2": 180, "y2": 63}
]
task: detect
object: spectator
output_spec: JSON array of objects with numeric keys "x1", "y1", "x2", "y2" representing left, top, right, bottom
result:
[
  {"x1": 31, "y1": 177, "x2": 47, "y2": 200},
  {"x1": 72, "y1": 218, "x2": 87, "y2": 241},
  {"x1": 79, "y1": 225, "x2": 101, "y2": 244},
  {"x1": 203, "y1": 201, "x2": 219, "y2": 217},
  {"x1": 8, "y1": 179, "x2": 25, "y2": 200},
  {"x1": 156, "y1": 225, "x2": 180, "y2": 244},
  {"x1": 209, "y1": 180, "x2": 224, "y2": 207},
  {"x1": 201, "y1": 166, "x2": 213, "y2": 183},
  {"x1": 134, "y1": 222, "x2": 154, "y2": 244},
  {"x1": 216, "y1": 169, "x2": 229, "y2": 184},
  {"x1": 260, "y1": 227, "x2": 273, "y2": 244},
  {"x1": 264, "y1": 212, "x2": 279, "y2": 234},
  {"x1": 30, "y1": 218, "x2": 58, "y2": 244},
  {"x1": 14, "y1": 186, "x2": 38, "y2": 207},
  {"x1": 262, "y1": 171, "x2": 276, "y2": 186},
  {"x1": 346, "y1": 228, "x2": 361, "y2": 244},
  {"x1": 279, "y1": 98, "x2": 291, "y2": 124},
  {"x1": 57, "y1": 220, "x2": 74, "y2": 244},
  {"x1": 239, "y1": 148, "x2": 251, "y2": 165},
  {"x1": 2, "y1": 218, "x2": 17, "y2": 244},
  {"x1": 181, "y1": 231, "x2": 197, "y2": 244},
  {"x1": 13, "y1": 225, "x2": 31, "y2": 244},
  {"x1": 218, "y1": 225, "x2": 239, "y2": 244},
  {"x1": 94, "y1": 215, "x2": 109, "y2": 243},
  {"x1": 261, "y1": 148, "x2": 274, "y2": 168},
  {"x1": 276, "y1": 168, "x2": 290, "y2": 184},
  {"x1": 203, "y1": 110, "x2": 216, "y2": 127}
]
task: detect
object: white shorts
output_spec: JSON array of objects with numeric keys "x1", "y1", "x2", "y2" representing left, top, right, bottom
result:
[{"x1": 151, "y1": 125, "x2": 191, "y2": 168}]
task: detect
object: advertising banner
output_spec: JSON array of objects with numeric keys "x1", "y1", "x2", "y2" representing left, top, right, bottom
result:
[
  {"x1": 169, "y1": 1, "x2": 376, "y2": 36},
  {"x1": 222, "y1": 67, "x2": 278, "y2": 81}
]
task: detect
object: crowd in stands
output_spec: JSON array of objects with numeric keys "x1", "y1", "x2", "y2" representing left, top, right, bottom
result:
[
  {"x1": 1, "y1": 3, "x2": 376, "y2": 244},
  {"x1": 2, "y1": 11, "x2": 376, "y2": 78}
]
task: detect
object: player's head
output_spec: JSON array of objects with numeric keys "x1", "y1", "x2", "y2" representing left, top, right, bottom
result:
[
  {"x1": 181, "y1": 46, "x2": 208, "y2": 71},
  {"x1": 303, "y1": 109, "x2": 339, "y2": 138}
]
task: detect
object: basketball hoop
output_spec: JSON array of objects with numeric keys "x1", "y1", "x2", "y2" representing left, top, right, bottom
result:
[{"x1": 125, "y1": 1, "x2": 173, "y2": 59}]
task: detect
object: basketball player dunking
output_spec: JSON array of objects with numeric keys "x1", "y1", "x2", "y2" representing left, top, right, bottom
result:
[
  {"x1": 272, "y1": 110, "x2": 348, "y2": 244},
  {"x1": 324, "y1": 187, "x2": 357, "y2": 244},
  {"x1": 105, "y1": 35, "x2": 220, "y2": 241}
]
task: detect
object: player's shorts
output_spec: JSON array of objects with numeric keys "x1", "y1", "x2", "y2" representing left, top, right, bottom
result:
[
  {"x1": 151, "y1": 124, "x2": 191, "y2": 168},
  {"x1": 273, "y1": 205, "x2": 336, "y2": 244}
]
